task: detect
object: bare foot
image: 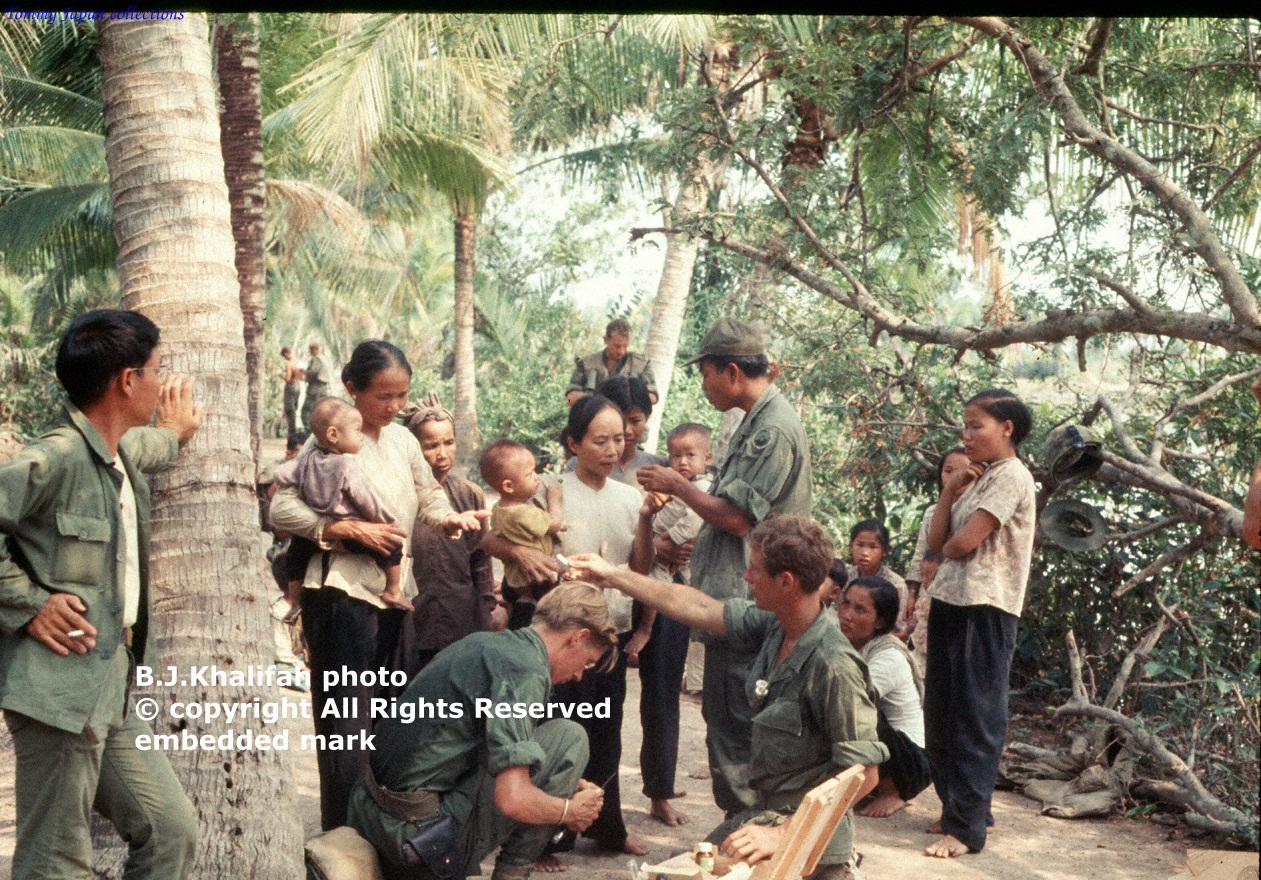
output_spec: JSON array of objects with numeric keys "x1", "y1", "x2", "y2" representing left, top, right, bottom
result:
[
  {"x1": 859, "y1": 792, "x2": 908, "y2": 818},
  {"x1": 381, "y1": 594, "x2": 414, "y2": 611},
  {"x1": 534, "y1": 855, "x2": 567, "y2": 872},
  {"x1": 925, "y1": 820, "x2": 942, "y2": 834},
  {"x1": 687, "y1": 765, "x2": 711, "y2": 780},
  {"x1": 925, "y1": 834, "x2": 970, "y2": 858},
  {"x1": 649, "y1": 799, "x2": 691, "y2": 826},
  {"x1": 595, "y1": 836, "x2": 650, "y2": 857}
]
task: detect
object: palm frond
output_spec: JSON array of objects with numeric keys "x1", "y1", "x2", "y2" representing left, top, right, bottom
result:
[
  {"x1": 0, "y1": 125, "x2": 105, "y2": 184},
  {"x1": 0, "y1": 74, "x2": 101, "y2": 131},
  {"x1": 0, "y1": 182, "x2": 114, "y2": 276}
]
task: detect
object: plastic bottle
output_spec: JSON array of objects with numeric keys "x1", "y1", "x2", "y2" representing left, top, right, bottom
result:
[{"x1": 697, "y1": 841, "x2": 715, "y2": 873}]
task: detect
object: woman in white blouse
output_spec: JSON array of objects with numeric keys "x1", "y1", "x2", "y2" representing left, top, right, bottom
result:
[{"x1": 269, "y1": 340, "x2": 483, "y2": 831}]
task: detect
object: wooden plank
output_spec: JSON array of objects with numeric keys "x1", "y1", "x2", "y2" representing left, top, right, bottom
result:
[
  {"x1": 737, "y1": 766, "x2": 869, "y2": 880},
  {"x1": 800, "y1": 767, "x2": 866, "y2": 877}
]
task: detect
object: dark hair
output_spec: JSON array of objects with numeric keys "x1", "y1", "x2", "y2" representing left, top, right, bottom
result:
[
  {"x1": 605, "y1": 318, "x2": 631, "y2": 338},
  {"x1": 703, "y1": 353, "x2": 769, "y2": 379},
  {"x1": 965, "y1": 388, "x2": 1032, "y2": 447},
  {"x1": 281, "y1": 346, "x2": 292, "y2": 358},
  {"x1": 55, "y1": 309, "x2": 160, "y2": 408},
  {"x1": 748, "y1": 515, "x2": 834, "y2": 594},
  {"x1": 479, "y1": 438, "x2": 532, "y2": 488},
  {"x1": 935, "y1": 446, "x2": 967, "y2": 491},
  {"x1": 668, "y1": 422, "x2": 712, "y2": 445},
  {"x1": 849, "y1": 518, "x2": 891, "y2": 553},
  {"x1": 565, "y1": 394, "x2": 624, "y2": 449},
  {"x1": 596, "y1": 375, "x2": 652, "y2": 419},
  {"x1": 847, "y1": 576, "x2": 900, "y2": 636},
  {"x1": 828, "y1": 558, "x2": 849, "y2": 589},
  {"x1": 341, "y1": 340, "x2": 410, "y2": 392},
  {"x1": 286, "y1": 430, "x2": 310, "y2": 453}
]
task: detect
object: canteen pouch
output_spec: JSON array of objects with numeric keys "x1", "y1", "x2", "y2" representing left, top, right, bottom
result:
[{"x1": 401, "y1": 813, "x2": 461, "y2": 880}]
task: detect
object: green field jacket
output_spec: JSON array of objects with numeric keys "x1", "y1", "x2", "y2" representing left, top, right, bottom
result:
[{"x1": 0, "y1": 405, "x2": 177, "y2": 733}]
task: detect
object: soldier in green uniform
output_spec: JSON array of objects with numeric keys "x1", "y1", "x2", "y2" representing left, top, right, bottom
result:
[
  {"x1": 0, "y1": 309, "x2": 203, "y2": 880},
  {"x1": 637, "y1": 316, "x2": 813, "y2": 816},
  {"x1": 565, "y1": 318, "x2": 658, "y2": 407},
  {"x1": 569, "y1": 515, "x2": 885, "y2": 880},
  {"x1": 346, "y1": 581, "x2": 616, "y2": 880},
  {"x1": 301, "y1": 340, "x2": 334, "y2": 429}
]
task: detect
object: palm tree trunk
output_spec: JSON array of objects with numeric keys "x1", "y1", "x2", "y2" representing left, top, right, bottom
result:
[
  {"x1": 642, "y1": 174, "x2": 706, "y2": 453},
  {"x1": 453, "y1": 205, "x2": 480, "y2": 464},
  {"x1": 214, "y1": 13, "x2": 266, "y2": 468},
  {"x1": 97, "y1": 17, "x2": 302, "y2": 879}
]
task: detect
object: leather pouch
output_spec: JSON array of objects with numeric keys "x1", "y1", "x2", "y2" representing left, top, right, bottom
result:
[{"x1": 401, "y1": 813, "x2": 460, "y2": 880}]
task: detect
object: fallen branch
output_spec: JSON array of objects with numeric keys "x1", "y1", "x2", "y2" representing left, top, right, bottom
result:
[
  {"x1": 1113, "y1": 533, "x2": 1209, "y2": 597},
  {"x1": 1102, "y1": 615, "x2": 1171, "y2": 710},
  {"x1": 1056, "y1": 635, "x2": 1256, "y2": 841}
]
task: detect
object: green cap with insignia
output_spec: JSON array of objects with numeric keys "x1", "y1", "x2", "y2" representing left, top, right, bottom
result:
[{"x1": 685, "y1": 316, "x2": 768, "y2": 366}]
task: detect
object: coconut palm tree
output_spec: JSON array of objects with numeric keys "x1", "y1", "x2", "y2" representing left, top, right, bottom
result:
[{"x1": 96, "y1": 16, "x2": 302, "y2": 878}]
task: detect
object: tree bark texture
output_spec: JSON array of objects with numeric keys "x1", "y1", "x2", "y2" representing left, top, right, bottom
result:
[
  {"x1": 215, "y1": 13, "x2": 267, "y2": 470},
  {"x1": 98, "y1": 16, "x2": 303, "y2": 879},
  {"x1": 642, "y1": 174, "x2": 705, "y2": 454},
  {"x1": 453, "y1": 207, "x2": 480, "y2": 465}
]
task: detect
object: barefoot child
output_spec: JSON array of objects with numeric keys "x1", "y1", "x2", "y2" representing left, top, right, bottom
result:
[
  {"x1": 924, "y1": 388, "x2": 1036, "y2": 858},
  {"x1": 632, "y1": 422, "x2": 714, "y2": 828},
  {"x1": 480, "y1": 439, "x2": 564, "y2": 629},
  {"x1": 273, "y1": 396, "x2": 409, "y2": 611}
]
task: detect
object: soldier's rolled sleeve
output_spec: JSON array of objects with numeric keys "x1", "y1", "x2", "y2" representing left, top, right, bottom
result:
[
  {"x1": 816, "y1": 659, "x2": 889, "y2": 770},
  {"x1": 118, "y1": 426, "x2": 178, "y2": 474},
  {"x1": 484, "y1": 675, "x2": 551, "y2": 775},
  {"x1": 714, "y1": 429, "x2": 794, "y2": 525},
  {"x1": 0, "y1": 451, "x2": 53, "y2": 634}
]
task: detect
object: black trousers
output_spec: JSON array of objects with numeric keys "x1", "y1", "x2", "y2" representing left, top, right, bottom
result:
[
  {"x1": 638, "y1": 611, "x2": 690, "y2": 800},
  {"x1": 302, "y1": 586, "x2": 411, "y2": 831},
  {"x1": 923, "y1": 599, "x2": 1017, "y2": 853},
  {"x1": 546, "y1": 632, "x2": 632, "y2": 851},
  {"x1": 876, "y1": 712, "x2": 932, "y2": 802}
]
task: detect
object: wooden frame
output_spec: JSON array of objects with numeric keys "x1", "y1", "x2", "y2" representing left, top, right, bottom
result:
[{"x1": 749, "y1": 765, "x2": 867, "y2": 880}]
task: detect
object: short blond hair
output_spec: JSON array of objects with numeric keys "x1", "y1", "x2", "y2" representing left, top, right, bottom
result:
[{"x1": 533, "y1": 581, "x2": 618, "y2": 673}]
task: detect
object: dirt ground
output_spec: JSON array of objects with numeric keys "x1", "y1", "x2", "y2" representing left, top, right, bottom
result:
[{"x1": 0, "y1": 673, "x2": 1218, "y2": 880}]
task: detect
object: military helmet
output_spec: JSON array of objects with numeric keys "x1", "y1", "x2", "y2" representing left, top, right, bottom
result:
[
  {"x1": 1043, "y1": 424, "x2": 1103, "y2": 485},
  {"x1": 1039, "y1": 499, "x2": 1109, "y2": 553}
]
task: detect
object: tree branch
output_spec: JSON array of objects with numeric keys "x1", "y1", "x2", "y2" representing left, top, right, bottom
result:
[
  {"x1": 1072, "y1": 18, "x2": 1113, "y2": 77},
  {"x1": 1150, "y1": 366, "x2": 1261, "y2": 466},
  {"x1": 1105, "y1": 513, "x2": 1188, "y2": 545},
  {"x1": 627, "y1": 226, "x2": 1261, "y2": 356},
  {"x1": 1112, "y1": 533, "x2": 1210, "y2": 597},
  {"x1": 1102, "y1": 615, "x2": 1171, "y2": 710},
  {"x1": 1054, "y1": 699, "x2": 1256, "y2": 838},
  {"x1": 951, "y1": 16, "x2": 1261, "y2": 329},
  {"x1": 1201, "y1": 136, "x2": 1261, "y2": 213}
]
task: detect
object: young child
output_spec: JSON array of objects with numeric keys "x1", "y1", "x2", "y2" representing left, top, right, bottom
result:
[
  {"x1": 846, "y1": 518, "x2": 910, "y2": 632},
  {"x1": 645, "y1": 423, "x2": 714, "y2": 584},
  {"x1": 480, "y1": 438, "x2": 564, "y2": 629},
  {"x1": 272, "y1": 397, "x2": 409, "y2": 611},
  {"x1": 908, "y1": 549, "x2": 943, "y2": 678},
  {"x1": 631, "y1": 422, "x2": 713, "y2": 828},
  {"x1": 924, "y1": 388, "x2": 1036, "y2": 858}
]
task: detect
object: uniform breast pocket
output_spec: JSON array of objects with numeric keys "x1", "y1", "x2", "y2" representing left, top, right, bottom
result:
[
  {"x1": 753, "y1": 698, "x2": 803, "y2": 737},
  {"x1": 53, "y1": 512, "x2": 111, "y2": 586}
]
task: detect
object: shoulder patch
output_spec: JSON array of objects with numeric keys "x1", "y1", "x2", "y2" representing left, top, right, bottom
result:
[{"x1": 751, "y1": 429, "x2": 773, "y2": 451}]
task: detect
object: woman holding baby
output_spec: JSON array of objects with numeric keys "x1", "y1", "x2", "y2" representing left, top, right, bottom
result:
[{"x1": 270, "y1": 340, "x2": 484, "y2": 831}]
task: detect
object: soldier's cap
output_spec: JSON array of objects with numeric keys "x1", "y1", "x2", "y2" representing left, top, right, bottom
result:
[{"x1": 684, "y1": 316, "x2": 768, "y2": 366}]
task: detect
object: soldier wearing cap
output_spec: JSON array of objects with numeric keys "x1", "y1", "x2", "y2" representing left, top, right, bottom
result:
[
  {"x1": 637, "y1": 316, "x2": 813, "y2": 817},
  {"x1": 565, "y1": 318, "x2": 658, "y2": 407}
]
